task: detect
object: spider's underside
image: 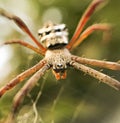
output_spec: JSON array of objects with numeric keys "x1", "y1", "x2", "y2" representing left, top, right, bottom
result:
[{"x1": 0, "y1": 0, "x2": 120, "y2": 121}]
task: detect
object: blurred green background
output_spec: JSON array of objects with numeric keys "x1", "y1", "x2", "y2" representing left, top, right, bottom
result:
[{"x1": 0, "y1": 0, "x2": 120, "y2": 123}]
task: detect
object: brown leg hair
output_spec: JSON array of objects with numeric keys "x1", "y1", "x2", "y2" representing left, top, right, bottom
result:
[
  {"x1": 0, "y1": 8, "x2": 46, "y2": 53},
  {"x1": 5, "y1": 64, "x2": 50, "y2": 123},
  {"x1": 0, "y1": 60, "x2": 47, "y2": 97},
  {"x1": 71, "y1": 55, "x2": 120, "y2": 70},
  {"x1": 1, "y1": 39, "x2": 44, "y2": 55},
  {"x1": 72, "y1": 23, "x2": 111, "y2": 49},
  {"x1": 12, "y1": 64, "x2": 49, "y2": 114},
  {"x1": 66, "y1": 0, "x2": 104, "y2": 50},
  {"x1": 70, "y1": 61, "x2": 120, "y2": 90}
]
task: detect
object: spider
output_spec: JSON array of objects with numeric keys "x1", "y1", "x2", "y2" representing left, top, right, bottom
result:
[{"x1": 0, "y1": 0, "x2": 120, "y2": 119}]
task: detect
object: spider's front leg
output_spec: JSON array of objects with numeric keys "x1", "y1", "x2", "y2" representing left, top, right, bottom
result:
[
  {"x1": 0, "y1": 60, "x2": 46, "y2": 97},
  {"x1": 72, "y1": 55, "x2": 120, "y2": 70},
  {"x1": 7, "y1": 63, "x2": 50, "y2": 123},
  {"x1": 70, "y1": 61, "x2": 120, "y2": 90}
]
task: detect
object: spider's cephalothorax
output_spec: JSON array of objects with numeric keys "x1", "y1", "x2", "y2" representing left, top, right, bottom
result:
[
  {"x1": 0, "y1": 0, "x2": 120, "y2": 121},
  {"x1": 45, "y1": 48, "x2": 71, "y2": 80},
  {"x1": 38, "y1": 22, "x2": 68, "y2": 49}
]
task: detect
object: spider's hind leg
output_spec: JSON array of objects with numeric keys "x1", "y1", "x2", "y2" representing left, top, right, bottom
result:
[
  {"x1": 72, "y1": 23, "x2": 111, "y2": 49},
  {"x1": 0, "y1": 8, "x2": 46, "y2": 54},
  {"x1": 66, "y1": 0, "x2": 105, "y2": 50},
  {"x1": 0, "y1": 39, "x2": 43, "y2": 55}
]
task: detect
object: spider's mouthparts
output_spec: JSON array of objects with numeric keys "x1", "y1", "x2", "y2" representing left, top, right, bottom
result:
[{"x1": 52, "y1": 69, "x2": 67, "y2": 80}]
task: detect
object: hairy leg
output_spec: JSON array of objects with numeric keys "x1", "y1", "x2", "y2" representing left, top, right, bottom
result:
[
  {"x1": 70, "y1": 61, "x2": 120, "y2": 90},
  {"x1": 1, "y1": 39, "x2": 44, "y2": 55},
  {"x1": 71, "y1": 55, "x2": 120, "y2": 70},
  {"x1": 0, "y1": 8, "x2": 46, "y2": 53},
  {"x1": 0, "y1": 59, "x2": 47, "y2": 97},
  {"x1": 72, "y1": 23, "x2": 111, "y2": 48},
  {"x1": 6, "y1": 64, "x2": 50, "y2": 123},
  {"x1": 66, "y1": 0, "x2": 104, "y2": 50},
  {"x1": 12, "y1": 64, "x2": 50, "y2": 114}
]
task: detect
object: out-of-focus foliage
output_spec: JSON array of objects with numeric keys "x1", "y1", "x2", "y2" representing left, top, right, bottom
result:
[{"x1": 0, "y1": 0, "x2": 120, "y2": 123}]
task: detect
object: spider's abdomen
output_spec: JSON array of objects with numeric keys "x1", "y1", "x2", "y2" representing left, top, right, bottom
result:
[{"x1": 38, "y1": 21, "x2": 68, "y2": 48}]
